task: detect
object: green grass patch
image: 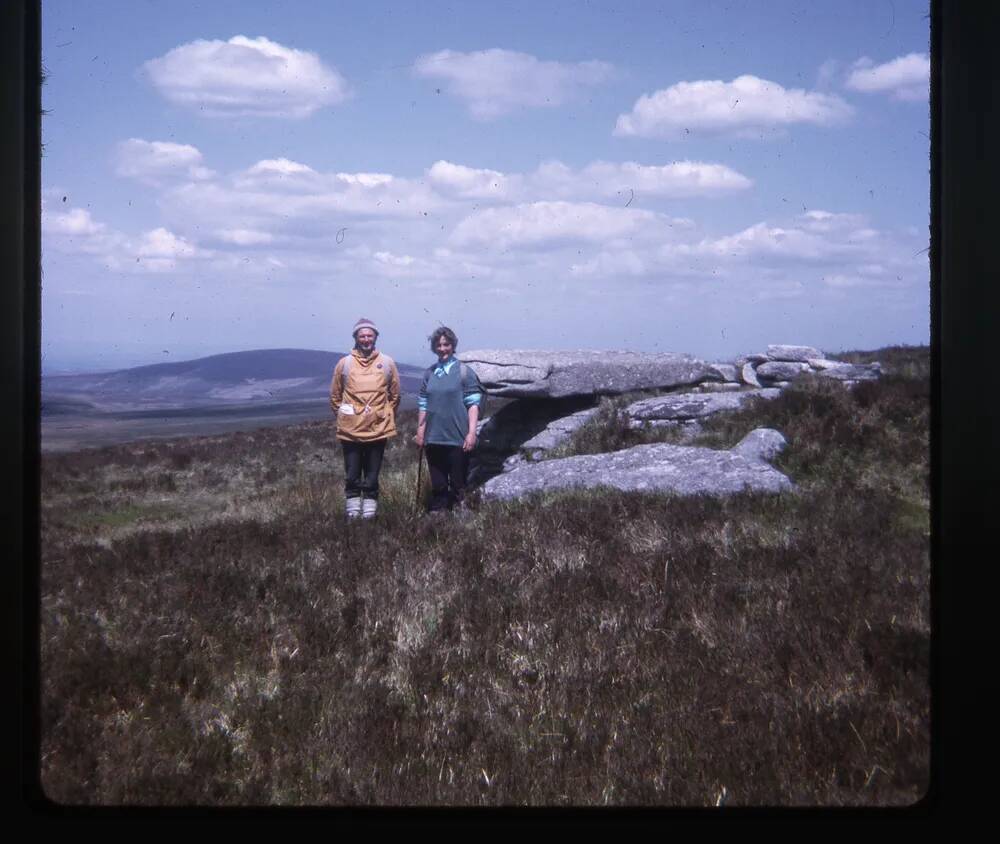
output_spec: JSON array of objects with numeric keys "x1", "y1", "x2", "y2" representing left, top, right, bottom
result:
[{"x1": 69, "y1": 501, "x2": 184, "y2": 530}]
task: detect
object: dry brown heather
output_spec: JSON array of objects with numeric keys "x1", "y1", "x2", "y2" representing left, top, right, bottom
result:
[{"x1": 39, "y1": 346, "x2": 930, "y2": 807}]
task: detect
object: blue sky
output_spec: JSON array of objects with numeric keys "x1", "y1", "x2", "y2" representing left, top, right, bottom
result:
[{"x1": 41, "y1": 0, "x2": 930, "y2": 372}]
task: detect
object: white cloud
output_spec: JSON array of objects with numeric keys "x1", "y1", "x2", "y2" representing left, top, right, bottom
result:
[
  {"x1": 614, "y1": 74, "x2": 853, "y2": 139},
  {"x1": 675, "y1": 211, "x2": 915, "y2": 274},
  {"x1": 132, "y1": 228, "x2": 206, "y2": 272},
  {"x1": 43, "y1": 207, "x2": 106, "y2": 237},
  {"x1": 233, "y1": 158, "x2": 323, "y2": 193},
  {"x1": 137, "y1": 227, "x2": 197, "y2": 258},
  {"x1": 143, "y1": 35, "x2": 351, "y2": 118},
  {"x1": 413, "y1": 48, "x2": 614, "y2": 119},
  {"x1": 572, "y1": 160, "x2": 752, "y2": 199},
  {"x1": 450, "y1": 201, "x2": 661, "y2": 250},
  {"x1": 115, "y1": 139, "x2": 214, "y2": 185},
  {"x1": 217, "y1": 229, "x2": 275, "y2": 246},
  {"x1": 165, "y1": 160, "x2": 444, "y2": 238},
  {"x1": 799, "y1": 209, "x2": 868, "y2": 233},
  {"x1": 247, "y1": 158, "x2": 318, "y2": 177},
  {"x1": 425, "y1": 158, "x2": 751, "y2": 205},
  {"x1": 822, "y1": 270, "x2": 909, "y2": 289},
  {"x1": 427, "y1": 160, "x2": 516, "y2": 199},
  {"x1": 47, "y1": 136, "x2": 926, "y2": 312},
  {"x1": 142, "y1": 144, "x2": 750, "y2": 259},
  {"x1": 568, "y1": 249, "x2": 648, "y2": 278},
  {"x1": 42, "y1": 205, "x2": 130, "y2": 263},
  {"x1": 698, "y1": 222, "x2": 837, "y2": 260},
  {"x1": 334, "y1": 172, "x2": 394, "y2": 188},
  {"x1": 373, "y1": 250, "x2": 416, "y2": 267},
  {"x1": 43, "y1": 205, "x2": 208, "y2": 273},
  {"x1": 845, "y1": 53, "x2": 929, "y2": 101}
]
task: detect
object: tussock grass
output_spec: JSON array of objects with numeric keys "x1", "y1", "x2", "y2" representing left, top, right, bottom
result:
[{"x1": 39, "y1": 346, "x2": 929, "y2": 806}]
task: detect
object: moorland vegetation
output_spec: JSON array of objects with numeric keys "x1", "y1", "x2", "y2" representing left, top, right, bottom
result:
[{"x1": 39, "y1": 345, "x2": 930, "y2": 806}]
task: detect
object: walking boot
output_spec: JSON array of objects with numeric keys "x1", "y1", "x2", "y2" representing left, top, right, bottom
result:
[
  {"x1": 345, "y1": 497, "x2": 362, "y2": 520},
  {"x1": 361, "y1": 498, "x2": 378, "y2": 519}
]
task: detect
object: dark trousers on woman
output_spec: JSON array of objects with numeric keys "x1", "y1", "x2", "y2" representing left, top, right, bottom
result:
[
  {"x1": 425, "y1": 444, "x2": 469, "y2": 511},
  {"x1": 342, "y1": 439, "x2": 387, "y2": 499}
]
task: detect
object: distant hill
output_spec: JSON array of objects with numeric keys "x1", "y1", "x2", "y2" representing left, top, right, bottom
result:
[{"x1": 42, "y1": 348, "x2": 426, "y2": 413}]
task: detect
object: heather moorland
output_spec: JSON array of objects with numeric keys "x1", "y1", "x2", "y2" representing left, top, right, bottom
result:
[{"x1": 39, "y1": 345, "x2": 930, "y2": 806}]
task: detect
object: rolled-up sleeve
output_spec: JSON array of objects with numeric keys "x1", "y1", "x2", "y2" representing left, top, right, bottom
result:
[{"x1": 462, "y1": 368, "x2": 483, "y2": 407}]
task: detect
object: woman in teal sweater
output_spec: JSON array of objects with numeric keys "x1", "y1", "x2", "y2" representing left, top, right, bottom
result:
[{"x1": 413, "y1": 326, "x2": 483, "y2": 511}]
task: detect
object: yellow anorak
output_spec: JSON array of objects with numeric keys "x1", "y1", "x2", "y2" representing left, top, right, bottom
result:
[{"x1": 330, "y1": 349, "x2": 400, "y2": 442}]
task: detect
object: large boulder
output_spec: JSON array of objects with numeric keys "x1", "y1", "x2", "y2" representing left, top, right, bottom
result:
[
  {"x1": 459, "y1": 349, "x2": 720, "y2": 398},
  {"x1": 708, "y1": 363, "x2": 739, "y2": 383},
  {"x1": 479, "y1": 428, "x2": 793, "y2": 501},
  {"x1": 625, "y1": 388, "x2": 780, "y2": 424},
  {"x1": 755, "y1": 361, "x2": 812, "y2": 384},
  {"x1": 766, "y1": 344, "x2": 824, "y2": 362},
  {"x1": 741, "y1": 362, "x2": 762, "y2": 387}
]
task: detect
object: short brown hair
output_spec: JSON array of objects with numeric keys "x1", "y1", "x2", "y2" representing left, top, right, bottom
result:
[{"x1": 429, "y1": 326, "x2": 458, "y2": 352}]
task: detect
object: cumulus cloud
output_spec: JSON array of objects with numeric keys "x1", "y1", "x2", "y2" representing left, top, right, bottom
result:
[
  {"x1": 450, "y1": 201, "x2": 662, "y2": 250},
  {"x1": 42, "y1": 204, "x2": 131, "y2": 263},
  {"x1": 373, "y1": 250, "x2": 416, "y2": 267},
  {"x1": 427, "y1": 160, "x2": 516, "y2": 199},
  {"x1": 845, "y1": 53, "x2": 929, "y2": 101},
  {"x1": 48, "y1": 136, "x2": 925, "y2": 305},
  {"x1": 232, "y1": 158, "x2": 323, "y2": 193},
  {"x1": 822, "y1": 264, "x2": 909, "y2": 289},
  {"x1": 333, "y1": 172, "x2": 395, "y2": 188},
  {"x1": 568, "y1": 249, "x2": 649, "y2": 278},
  {"x1": 246, "y1": 158, "x2": 318, "y2": 177},
  {"x1": 614, "y1": 74, "x2": 853, "y2": 138},
  {"x1": 130, "y1": 228, "x2": 212, "y2": 272},
  {"x1": 426, "y1": 158, "x2": 750, "y2": 204},
  {"x1": 571, "y1": 160, "x2": 752, "y2": 199},
  {"x1": 43, "y1": 207, "x2": 107, "y2": 238},
  {"x1": 137, "y1": 227, "x2": 197, "y2": 258},
  {"x1": 799, "y1": 209, "x2": 868, "y2": 233},
  {"x1": 216, "y1": 229, "x2": 275, "y2": 246},
  {"x1": 698, "y1": 222, "x2": 838, "y2": 261},
  {"x1": 681, "y1": 210, "x2": 895, "y2": 267},
  {"x1": 413, "y1": 48, "x2": 615, "y2": 119},
  {"x1": 166, "y1": 159, "x2": 443, "y2": 237},
  {"x1": 143, "y1": 35, "x2": 351, "y2": 117},
  {"x1": 43, "y1": 204, "x2": 209, "y2": 273},
  {"x1": 115, "y1": 139, "x2": 214, "y2": 185}
]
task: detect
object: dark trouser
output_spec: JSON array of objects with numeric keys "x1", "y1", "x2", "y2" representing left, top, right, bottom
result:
[
  {"x1": 342, "y1": 439, "x2": 387, "y2": 499},
  {"x1": 425, "y1": 444, "x2": 469, "y2": 511}
]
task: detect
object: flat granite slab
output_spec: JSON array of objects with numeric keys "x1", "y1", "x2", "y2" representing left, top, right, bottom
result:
[
  {"x1": 480, "y1": 427, "x2": 793, "y2": 501},
  {"x1": 459, "y1": 349, "x2": 720, "y2": 398},
  {"x1": 626, "y1": 388, "x2": 780, "y2": 422}
]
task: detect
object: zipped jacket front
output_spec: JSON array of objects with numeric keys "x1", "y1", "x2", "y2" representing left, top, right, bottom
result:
[{"x1": 329, "y1": 349, "x2": 400, "y2": 442}]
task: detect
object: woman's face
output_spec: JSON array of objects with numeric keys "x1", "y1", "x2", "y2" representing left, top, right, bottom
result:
[{"x1": 434, "y1": 336, "x2": 454, "y2": 361}]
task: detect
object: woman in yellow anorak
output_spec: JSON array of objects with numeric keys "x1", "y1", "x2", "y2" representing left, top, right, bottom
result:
[{"x1": 330, "y1": 317, "x2": 400, "y2": 520}]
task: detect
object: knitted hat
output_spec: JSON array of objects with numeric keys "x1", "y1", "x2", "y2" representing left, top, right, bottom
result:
[{"x1": 352, "y1": 317, "x2": 378, "y2": 337}]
